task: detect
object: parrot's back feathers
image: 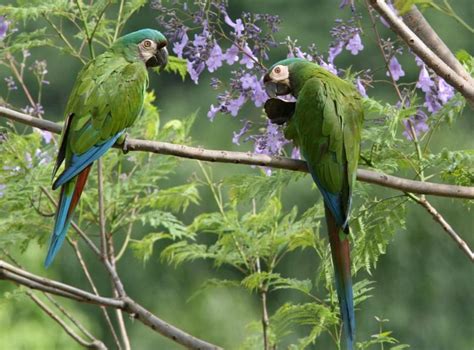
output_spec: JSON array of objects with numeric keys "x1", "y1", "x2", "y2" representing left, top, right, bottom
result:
[
  {"x1": 264, "y1": 98, "x2": 295, "y2": 125},
  {"x1": 46, "y1": 29, "x2": 166, "y2": 266}
]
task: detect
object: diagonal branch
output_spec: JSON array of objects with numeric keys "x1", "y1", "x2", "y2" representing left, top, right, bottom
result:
[
  {"x1": 0, "y1": 260, "x2": 222, "y2": 350},
  {"x1": 368, "y1": 0, "x2": 474, "y2": 108},
  {"x1": 1, "y1": 106, "x2": 472, "y2": 199},
  {"x1": 407, "y1": 194, "x2": 474, "y2": 262},
  {"x1": 402, "y1": 6, "x2": 474, "y2": 86}
]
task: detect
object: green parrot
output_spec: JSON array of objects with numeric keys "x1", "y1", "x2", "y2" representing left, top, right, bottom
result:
[
  {"x1": 263, "y1": 58, "x2": 363, "y2": 350},
  {"x1": 45, "y1": 29, "x2": 168, "y2": 267}
]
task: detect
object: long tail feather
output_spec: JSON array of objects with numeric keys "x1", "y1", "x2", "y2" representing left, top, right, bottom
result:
[
  {"x1": 325, "y1": 205, "x2": 355, "y2": 350},
  {"x1": 45, "y1": 165, "x2": 92, "y2": 267}
]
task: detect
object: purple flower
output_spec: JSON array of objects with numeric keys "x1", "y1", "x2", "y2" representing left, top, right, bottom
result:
[
  {"x1": 416, "y1": 64, "x2": 434, "y2": 93},
  {"x1": 223, "y1": 45, "x2": 240, "y2": 65},
  {"x1": 355, "y1": 77, "x2": 367, "y2": 97},
  {"x1": 346, "y1": 33, "x2": 363, "y2": 55},
  {"x1": 437, "y1": 78, "x2": 454, "y2": 104},
  {"x1": 187, "y1": 60, "x2": 205, "y2": 84},
  {"x1": 240, "y1": 73, "x2": 256, "y2": 90},
  {"x1": 227, "y1": 95, "x2": 246, "y2": 116},
  {"x1": 319, "y1": 59, "x2": 338, "y2": 75},
  {"x1": 328, "y1": 41, "x2": 344, "y2": 64},
  {"x1": 173, "y1": 31, "x2": 188, "y2": 58},
  {"x1": 251, "y1": 79, "x2": 268, "y2": 107},
  {"x1": 387, "y1": 56, "x2": 405, "y2": 81},
  {"x1": 0, "y1": 183, "x2": 5, "y2": 197},
  {"x1": 291, "y1": 147, "x2": 301, "y2": 160},
  {"x1": 34, "y1": 127, "x2": 53, "y2": 144},
  {"x1": 0, "y1": 16, "x2": 9, "y2": 40},
  {"x1": 207, "y1": 104, "x2": 220, "y2": 121},
  {"x1": 224, "y1": 14, "x2": 244, "y2": 37},
  {"x1": 239, "y1": 44, "x2": 257, "y2": 69},
  {"x1": 232, "y1": 121, "x2": 251, "y2": 145},
  {"x1": 424, "y1": 90, "x2": 442, "y2": 113},
  {"x1": 206, "y1": 42, "x2": 224, "y2": 72},
  {"x1": 403, "y1": 110, "x2": 429, "y2": 140}
]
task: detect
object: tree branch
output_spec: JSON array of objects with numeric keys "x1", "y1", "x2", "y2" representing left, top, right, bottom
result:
[
  {"x1": 402, "y1": 5, "x2": 474, "y2": 86},
  {"x1": 368, "y1": 0, "x2": 474, "y2": 108},
  {"x1": 0, "y1": 260, "x2": 222, "y2": 350},
  {"x1": 407, "y1": 194, "x2": 474, "y2": 262},
  {"x1": 1, "y1": 106, "x2": 472, "y2": 199}
]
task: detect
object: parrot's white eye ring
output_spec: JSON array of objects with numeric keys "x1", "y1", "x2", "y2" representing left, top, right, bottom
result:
[
  {"x1": 274, "y1": 66, "x2": 281, "y2": 74},
  {"x1": 143, "y1": 39, "x2": 153, "y2": 48}
]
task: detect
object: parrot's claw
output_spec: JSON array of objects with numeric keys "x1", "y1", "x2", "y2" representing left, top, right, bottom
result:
[{"x1": 118, "y1": 133, "x2": 129, "y2": 154}]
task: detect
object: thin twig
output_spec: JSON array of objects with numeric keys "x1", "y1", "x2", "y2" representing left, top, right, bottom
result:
[
  {"x1": 368, "y1": 0, "x2": 474, "y2": 108},
  {"x1": 5, "y1": 54, "x2": 37, "y2": 110},
  {"x1": 0, "y1": 260, "x2": 222, "y2": 350},
  {"x1": 2, "y1": 251, "x2": 107, "y2": 349},
  {"x1": 1, "y1": 106, "x2": 473, "y2": 199},
  {"x1": 365, "y1": 1, "x2": 404, "y2": 101},
  {"x1": 256, "y1": 258, "x2": 271, "y2": 350},
  {"x1": 97, "y1": 159, "x2": 130, "y2": 349},
  {"x1": 70, "y1": 239, "x2": 122, "y2": 349},
  {"x1": 407, "y1": 194, "x2": 474, "y2": 262},
  {"x1": 113, "y1": 0, "x2": 125, "y2": 42}
]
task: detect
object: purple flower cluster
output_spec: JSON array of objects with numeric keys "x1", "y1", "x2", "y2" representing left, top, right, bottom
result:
[
  {"x1": 415, "y1": 57, "x2": 454, "y2": 113},
  {"x1": 328, "y1": 17, "x2": 364, "y2": 66}
]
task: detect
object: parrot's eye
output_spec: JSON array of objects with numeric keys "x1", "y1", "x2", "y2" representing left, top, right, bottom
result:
[
  {"x1": 143, "y1": 40, "x2": 153, "y2": 48},
  {"x1": 274, "y1": 66, "x2": 281, "y2": 74}
]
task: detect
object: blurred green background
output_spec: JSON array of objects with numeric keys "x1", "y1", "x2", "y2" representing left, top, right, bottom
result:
[{"x1": 0, "y1": 1, "x2": 473, "y2": 349}]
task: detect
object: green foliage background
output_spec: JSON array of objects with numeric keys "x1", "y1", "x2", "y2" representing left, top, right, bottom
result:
[{"x1": 0, "y1": 1, "x2": 473, "y2": 349}]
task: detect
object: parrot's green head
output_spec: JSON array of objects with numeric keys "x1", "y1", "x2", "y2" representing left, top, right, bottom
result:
[
  {"x1": 263, "y1": 58, "x2": 316, "y2": 98},
  {"x1": 113, "y1": 29, "x2": 168, "y2": 68}
]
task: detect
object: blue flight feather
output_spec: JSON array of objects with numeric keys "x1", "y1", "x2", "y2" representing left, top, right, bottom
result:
[
  {"x1": 53, "y1": 131, "x2": 123, "y2": 190},
  {"x1": 44, "y1": 188, "x2": 73, "y2": 267}
]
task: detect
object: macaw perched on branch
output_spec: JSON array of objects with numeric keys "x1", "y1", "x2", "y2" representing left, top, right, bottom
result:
[
  {"x1": 45, "y1": 29, "x2": 168, "y2": 267},
  {"x1": 263, "y1": 58, "x2": 363, "y2": 350}
]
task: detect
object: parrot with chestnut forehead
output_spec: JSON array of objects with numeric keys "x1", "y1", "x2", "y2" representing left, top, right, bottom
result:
[
  {"x1": 263, "y1": 58, "x2": 363, "y2": 350},
  {"x1": 45, "y1": 29, "x2": 168, "y2": 267}
]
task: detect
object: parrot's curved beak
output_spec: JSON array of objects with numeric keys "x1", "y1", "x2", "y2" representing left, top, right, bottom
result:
[
  {"x1": 146, "y1": 44, "x2": 168, "y2": 69},
  {"x1": 263, "y1": 72, "x2": 291, "y2": 98}
]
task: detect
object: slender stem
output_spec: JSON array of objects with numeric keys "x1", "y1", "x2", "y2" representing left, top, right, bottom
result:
[
  {"x1": 365, "y1": 1, "x2": 403, "y2": 101},
  {"x1": 6, "y1": 55, "x2": 36, "y2": 108},
  {"x1": 69, "y1": 239, "x2": 122, "y2": 349},
  {"x1": 407, "y1": 193, "x2": 474, "y2": 262},
  {"x1": 1, "y1": 107, "x2": 473, "y2": 200},
  {"x1": 97, "y1": 159, "x2": 130, "y2": 349},
  {"x1": 113, "y1": 0, "x2": 125, "y2": 42},
  {"x1": 43, "y1": 16, "x2": 86, "y2": 64},
  {"x1": 75, "y1": 0, "x2": 95, "y2": 58},
  {"x1": 256, "y1": 258, "x2": 271, "y2": 350}
]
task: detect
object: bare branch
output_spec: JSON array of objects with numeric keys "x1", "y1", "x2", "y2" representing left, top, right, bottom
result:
[
  {"x1": 0, "y1": 260, "x2": 222, "y2": 350},
  {"x1": 70, "y1": 239, "x2": 122, "y2": 349},
  {"x1": 407, "y1": 194, "x2": 474, "y2": 262},
  {"x1": 2, "y1": 106, "x2": 472, "y2": 199},
  {"x1": 368, "y1": 0, "x2": 474, "y2": 107},
  {"x1": 2, "y1": 251, "x2": 106, "y2": 349},
  {"x1": 402, "y1": 6, "x2": 474, "y2": 86},
  {"x1": 29, "y1": 293, "x2": 107, "y2": 350},
  {"x1": 97, "y1": 161, "x2": 131, "y2": 349}
]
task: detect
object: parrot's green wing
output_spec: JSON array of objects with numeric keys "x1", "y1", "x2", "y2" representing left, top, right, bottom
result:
[
  {"x1": 52, "y1": 52, "x2": 148, "y2": 183},
  {"x1": 293, "y1": 74, "x2": 362, "y2": 225}
]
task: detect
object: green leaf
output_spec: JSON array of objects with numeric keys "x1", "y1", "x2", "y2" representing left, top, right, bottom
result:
[{"x1": 158, "y1": 55, "x2": 188, "y2": 81}]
